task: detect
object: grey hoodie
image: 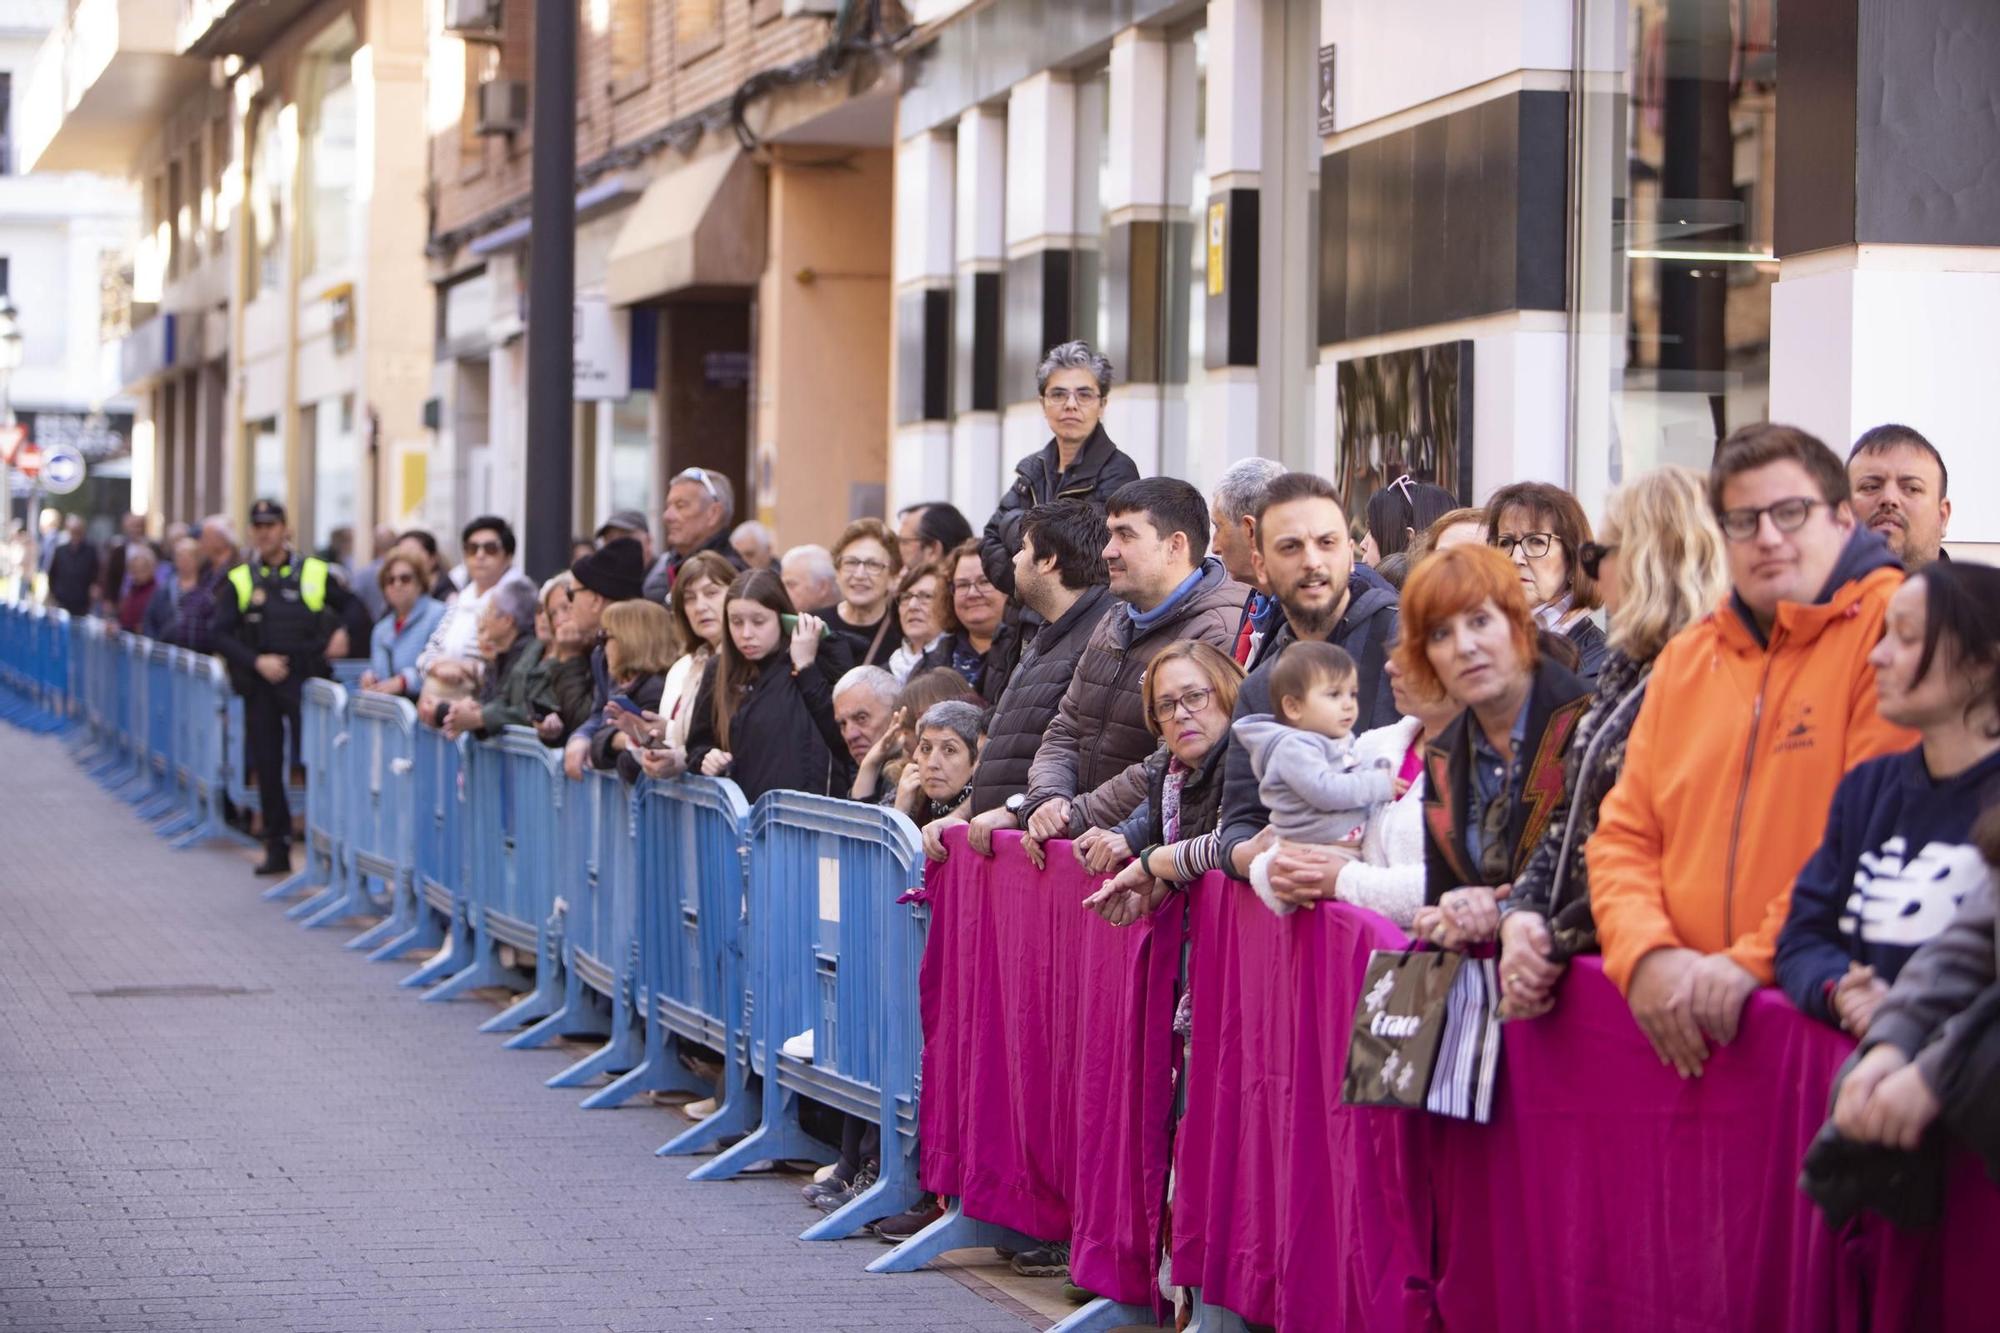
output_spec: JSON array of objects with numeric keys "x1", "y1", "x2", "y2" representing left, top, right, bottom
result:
[{"x1": 1232, "y1": 713, "x2": 1396, "y2": 847}]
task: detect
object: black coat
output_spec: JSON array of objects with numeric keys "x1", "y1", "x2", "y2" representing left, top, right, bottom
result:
[
  {"x1": 588, "y1": 668, "x2": 665, "y2": 772},
  {"x1": 978, "y1": 424, "x2": 1140, "y2": 597},
  {"x1": 822, "y1": 603, "x2": 902, "y2": 670},
  {"x1": 684, "y1": 653, "x2": 854, "y2": 803},
  {"x1": 915, "y1": 623, "x2": 1023, "y2": 706},
  {"x1": 1139, "y1": 734, "x2": 1230, "y2": 846},
  {"x1": 1421, "y1": 655, "x2": 1592, "y2": 904},
  {"x1": 967, "y1": 585, "x2": 1113, "y2": 814}
]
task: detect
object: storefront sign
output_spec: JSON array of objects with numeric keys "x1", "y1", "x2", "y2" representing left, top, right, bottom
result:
[
  {"x1": 21, "y1": 410, "x2": 132, "y2": 462},
  {"x1": 574, "y1": 296, "x2": 631, "y2": 400},
  {"x1": 1318, "y1": 45, "x2": 1337, "y2": 136}
]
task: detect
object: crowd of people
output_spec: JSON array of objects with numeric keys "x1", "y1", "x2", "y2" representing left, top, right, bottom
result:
[{"x1": 27, "y1": 339, "x2": 2000, "y2": 1295}]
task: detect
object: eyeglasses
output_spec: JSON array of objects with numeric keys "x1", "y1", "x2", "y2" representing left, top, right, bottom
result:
[
  {"x1": 898, "y1": 589, "x2": 936, "y2": 607},
  {"x1": 1041, "y1": 387, "x2": 1102, "y2": 407},
  {"x1": 1493, "y1": 532, "x2": 1561, "y2": 560},
  {"x1": 1717, "y1": 497, "x2": 1827, "y2": 542},
  {"x1": 1152, "y1": 686, "x2": 1214, "y2": 722},
  {"x1": 673, "y1": 467, "x2": 720, "y2": 503},
  {"x1": 465, "y1": 539, "x2": 504, "y2": 556},
  {"x1": 839, "y1": 556, "x2": 890, "y2": 576},
  {"x1": 384, "y1": 572, "x2": 418, "y2": 586},
  {"x1": 1576, "y1": 541, "x2": 1618, "y2": 581},
  {"x1": 950, "y1": 575, "x2": 995, "y2": 595}
]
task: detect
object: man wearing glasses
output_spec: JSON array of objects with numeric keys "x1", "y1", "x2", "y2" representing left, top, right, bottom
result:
[
  {"x1": 1590, "y1": 424, "x2": 1914, "y2": 1079},
  {"x1": 415, "y1": 516, "x2": 533, "y2": 685},
  {"x1": 642, "y1": 466, "x2": 747, "y2": 603},
  {"x1": 978, "y1": 341, "x2": 1141, "y2": 598}
]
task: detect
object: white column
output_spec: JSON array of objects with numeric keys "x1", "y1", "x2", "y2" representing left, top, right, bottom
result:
[
  {"x1": 1003, "y1": 73, "x2": 1075, "y2": 258},
  {"x1": 1197, "y1": 0, "x2": 1264, "y2": 487},
  {"x1": 890, "y1": 129, "x2": 957, "y2": 513},
  {"x1": 953, "y1": 106, "x2": 1006, "y2": 519},
  {"x1": 1771, "y1": 245, "x2": 2000, "y2": 549}
]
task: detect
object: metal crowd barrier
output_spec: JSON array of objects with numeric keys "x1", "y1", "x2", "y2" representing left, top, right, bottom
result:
[{"x1": 269, "y1": 679, "x2": 351, "y2": 926}]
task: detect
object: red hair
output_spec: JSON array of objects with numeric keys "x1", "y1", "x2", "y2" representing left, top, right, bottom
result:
[{"x1": 1395, "y1": 543, "x2": 1538, "y2": 699}]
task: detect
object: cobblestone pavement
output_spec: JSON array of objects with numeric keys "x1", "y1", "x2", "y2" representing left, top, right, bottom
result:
[{"x1": 0, "y1": 724, "x2": 1033, "y2": 1333}]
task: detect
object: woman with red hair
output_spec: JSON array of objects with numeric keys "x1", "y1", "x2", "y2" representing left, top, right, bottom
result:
[{"x1": 1399, "y1": 544, "x2": 1591, "y2": 949}]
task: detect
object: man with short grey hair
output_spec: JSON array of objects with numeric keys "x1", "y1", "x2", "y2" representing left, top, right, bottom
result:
[
  {"x1": 643, "y1": 466, "x2": 747, "y2": 602},
  {"x1": 731, "y1": 520, "x2": 776, "y2": 571},
  {"x1": 780, "y1": 544, "x2": 839, "y2": 613},
  {"x1": 978, "y1": 340, "x2": 1141, "y2": 598},
  {"x1": 1211, "y1": 455, "x2": 1288, "y2": 664},
  {"x1": 832, "y1": 664, "x2": 900, "y2": 766}
]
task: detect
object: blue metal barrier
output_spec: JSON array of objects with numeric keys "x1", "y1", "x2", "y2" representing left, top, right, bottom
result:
[
  {"x1": 272, "y1": 680, "x2": 351, "y2": 923},
  {"x1": 331, "y1": 659, "x2": 369, "y2": 689},
  {"x1": 689, "y1": 792, "x2": 930, "y2": 1241},
  {"x1": 130, "y1": 644, "x2": 180, "y2": 818},
  {"x1": 333, "y1": 691, "x2": 418, "y2": 953},
  {"x1": 393, "y1": 724, "x2": 467, "y2": 979}
]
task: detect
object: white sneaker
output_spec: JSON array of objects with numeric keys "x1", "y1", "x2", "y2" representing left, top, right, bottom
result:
[
  {"x1": 682, "y1": 1096, "x2": 718, "y2": 1120},
  {"x1": 781, "y1": 1028, "x2": 815, "y2": 1062}
]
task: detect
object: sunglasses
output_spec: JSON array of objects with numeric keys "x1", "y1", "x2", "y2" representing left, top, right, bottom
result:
[
  {"x1": 464, "y1": 539, "x2": 504, "y2": 556},
  {"x1": 1577, "y1": 541, "x2": 1618, "y2": 581},
  {"x1": 673, "y1": 467, "x2": 720, "y2": 503},
  {"x1": 384, "y1": 572, "x2": 418, "y2": 586}
]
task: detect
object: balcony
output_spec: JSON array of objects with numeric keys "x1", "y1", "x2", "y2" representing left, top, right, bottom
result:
[
  {"x1": 177, "y1": 0, "x2": 315, "y2": 58},
  {"x1": 17, "y1": 0, "x2": 203, "y2": 175}
]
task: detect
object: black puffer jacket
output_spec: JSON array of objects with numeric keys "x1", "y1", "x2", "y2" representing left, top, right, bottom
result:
[
  {"x1": 1024, "y1": 559, "x2": 1250, "y2": 835},
  {"x1": 684, "y1": 653, "x2": 854, "y2": 803},
  {"x1": 967, "y1": 585, "x2": 1113, "y2": 814},
  {"x1": 1218, "y1": 567, "x2": 1402, "y2": 873},
  {"x1": 978, "y1": 425, "x2": 1140, "y2": 597}
]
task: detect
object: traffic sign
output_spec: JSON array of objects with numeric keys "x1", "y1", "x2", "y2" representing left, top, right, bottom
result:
[
  {"x1": 40, "y1": 442, "x2": 86, "y2": 495},
  {"x1": 0, "y1": 424, "x2": 23, "y2": 464}
]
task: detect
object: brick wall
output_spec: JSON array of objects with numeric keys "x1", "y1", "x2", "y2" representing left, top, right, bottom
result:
[{"x1": 431, "y1": 0, "x2": 833, "y2": 243}]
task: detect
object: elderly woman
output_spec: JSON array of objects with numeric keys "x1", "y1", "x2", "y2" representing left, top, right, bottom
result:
[
  {"x1": 1486, "y1": 481, "x2": 1609, "y2": 682},
  {"x1": 1402, "y1": 544, "x2": 1591, "y2": 951},
  {"x1": 440, "y1": 579, "x2": 541, "y2": 739},
  {"x1": 887, "y1": 561, "x2": 948, "y2": 683},
  {"x1": 822, "y1": 518, "x2": 903, "y2": 669},
  {"x1": 361, "y1": 552, "x2": 448, "y2": 697},
  {"x1": 1499, "y1": 467, "x2": 1728, "y2": 1017},
  {"x1": 1082, "y1": 641, "x2": 1246, "y2": 916},
  {"x1": 899, "y1": 700, "x2": 986, "y2": 826},
  {"x1": 854, "y1": 667, "x2": 984, "y2": 809},
  {"x1": 979, "y1": 340, "x2": 1141, "y2": 598},
  {"x1": 917, "y1": 540, "x2": 1019, "y2": 704}
]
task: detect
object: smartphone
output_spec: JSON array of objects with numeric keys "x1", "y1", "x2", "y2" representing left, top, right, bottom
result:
[
  {"x1": 608, "y1": 693, "x2": 643, "y2": 715},
  {"x1": 780, "y1": 614, "x2": 822, "y2": 638}
]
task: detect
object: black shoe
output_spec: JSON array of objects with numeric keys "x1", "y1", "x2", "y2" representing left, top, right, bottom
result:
[
  {"x1": 812, "y1": 1159, "x2": 875, "y2": 1212},
  {"x1": 1011, "y1": 1241, "x2": 1071, "y2": 1278},
  {"x1": 872, "y1": 1192, "x2": 944, "y2": 1243},
  {"x1": 253, "y1": 846, "x2": 292, "y2": 877}
]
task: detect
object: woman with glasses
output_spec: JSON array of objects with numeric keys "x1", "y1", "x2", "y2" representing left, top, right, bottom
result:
[
  {"x1": 887, "y1": 561, "x2": 948, "y2": 683},
  {"x1": 1399, "y1": 544, "x2": 1592, "y2": 951},
  {"x1": 822, "y1": 518, "x2": 904, "y2": 670},
  {"x1": 917, "y1": 540, "x2": 1022, "y2": 705},
  {"x1": 1485, "y1": 482, "x2": 1610, "y2": 682},
  {"x1": 978, "y1": 340, "x2": 1141, "y2": 598},
  {"x1": 1496, "y1": 467, "x2": 1730, "y2": 1017},
  {"x1": 360, "y1": 552, "x2": 447, "y2": 697}
]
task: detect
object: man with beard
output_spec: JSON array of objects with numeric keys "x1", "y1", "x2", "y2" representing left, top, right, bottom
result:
[
  {"x1": 1216, "y1": 470, "x2": 1402, "y2": 882},
  {"x1": 1847, "y1": 424, "x2": 1951, "y2": 570}
]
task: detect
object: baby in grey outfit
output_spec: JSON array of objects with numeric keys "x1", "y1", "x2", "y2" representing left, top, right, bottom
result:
[{"x1": 1233, "y1": 640, "x2": 1400, "y2": 910}]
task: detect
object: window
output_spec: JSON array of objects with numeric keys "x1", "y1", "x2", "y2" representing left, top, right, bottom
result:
[
  {"x1": 248, "y1": 104, "x2": 289, "y2": 295},
  {"x1": 301, "y1": 26, "x2": 359, "y2": 278},
  {"x1": 676, "y1": 0, "x2": 723, "y2": 63},
  {"x1": 167, "y1": 160, "x2": 184, "y2": 281},
  {"x1": 609, "y1": 0, "x2": 651, "y2": 97},
  {"x1": 0, "y1": 256, "x2": 10, "y2": 298},
  {"x1": 0, "y1": 72, "x2": 11, "y2": 175},
  {"x1": 1569, "y1": 0, "x2": 1777, "y2": 516}
]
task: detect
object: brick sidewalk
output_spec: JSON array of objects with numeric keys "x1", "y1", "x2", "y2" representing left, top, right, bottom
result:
[{"x1": 0, "y1": 725, "x2": 1034, "y2": 1333}]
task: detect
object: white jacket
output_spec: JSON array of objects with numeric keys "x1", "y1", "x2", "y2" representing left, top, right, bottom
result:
[{"x1": 1250, "y1": 714, "x2": 1427, "y2": 928}]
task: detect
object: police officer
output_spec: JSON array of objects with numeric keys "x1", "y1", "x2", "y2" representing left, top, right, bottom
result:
[{"x1": 212, "y1": 499, "x2": 355, "y2": 876}]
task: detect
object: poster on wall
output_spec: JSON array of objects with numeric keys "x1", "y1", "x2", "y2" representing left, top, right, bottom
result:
[{"x1": 1334, "y1": 341, "x2": 1474, "y2": 520}]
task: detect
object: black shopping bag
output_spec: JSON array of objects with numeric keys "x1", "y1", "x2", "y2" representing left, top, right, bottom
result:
[
  {"x1": 1342, "y1": 948, "x2": 1463, "y2": 1110},
  {"x1": 1425, "y1": 955, "x2": 1503, "y2": 1124}
]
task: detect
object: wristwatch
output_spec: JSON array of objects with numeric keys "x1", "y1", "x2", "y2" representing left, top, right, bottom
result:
[{"x1": 1005, "y1": 793, "x2": 1028, "y2": 816}]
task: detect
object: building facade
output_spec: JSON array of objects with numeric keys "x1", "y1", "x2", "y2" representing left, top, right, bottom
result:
[
  {"x1": 423, "y1": 0, "x2": 900, "y2": 564},
  {"x1": 889, "y1": 0, "x2": 2000, "y2": 558}
]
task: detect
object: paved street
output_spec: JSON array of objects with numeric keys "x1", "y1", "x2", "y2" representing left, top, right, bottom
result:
[{"x1": 0, "y1": 724, "x2": 1032, "y2": 1333}]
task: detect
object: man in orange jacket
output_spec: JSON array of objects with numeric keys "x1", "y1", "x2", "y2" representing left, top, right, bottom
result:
[{"x1": 1588, "y1": 424, "x2": 1915, "y2": 1077}]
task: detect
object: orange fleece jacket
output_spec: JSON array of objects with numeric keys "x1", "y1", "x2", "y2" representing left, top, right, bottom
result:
[{"x1": 1587, "y1": 564, "x2": 1915, "y2": 993}]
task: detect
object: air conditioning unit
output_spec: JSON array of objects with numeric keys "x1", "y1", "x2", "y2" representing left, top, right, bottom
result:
[
  {"x1": 444, "y1": 0, "x2": 502, "y2": 38},
  {"x1": 781, "y1": 0, "x2": 841, "y2": 13},
  {"x1": 476, "y1": 80, "x2": 528, "y2": 137}
]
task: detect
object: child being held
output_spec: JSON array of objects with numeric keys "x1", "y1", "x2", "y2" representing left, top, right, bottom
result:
[{"x1": 1234, "y1": 640, "x2": 1403, "y2": 914}]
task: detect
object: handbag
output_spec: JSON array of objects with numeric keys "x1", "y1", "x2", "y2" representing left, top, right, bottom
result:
[{"x1": 1342, "y1": 948, "x2": 1464, "y2": 1110}]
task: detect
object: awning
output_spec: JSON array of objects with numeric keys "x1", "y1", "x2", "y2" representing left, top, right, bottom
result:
[{"x1": 605, "y1": 150, "x2": 766, "y2": 306}]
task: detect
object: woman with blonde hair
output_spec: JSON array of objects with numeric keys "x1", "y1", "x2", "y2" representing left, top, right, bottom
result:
[
  {"x1": 588, "y1": 600, "x2": 678, "y2": 773},
  {"x1": 1497, "y1": 465, "x2": 1730, "y2": 1017}
]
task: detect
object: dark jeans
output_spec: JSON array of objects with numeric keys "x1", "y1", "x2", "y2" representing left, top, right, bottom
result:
[{"x1": 244, "y1": 682, "x2": 301, "y2": 848}]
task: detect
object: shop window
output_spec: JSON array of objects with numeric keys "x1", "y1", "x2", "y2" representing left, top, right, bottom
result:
[{"x1": 248, "y1": 105, "x2": 289, "y2": 296}]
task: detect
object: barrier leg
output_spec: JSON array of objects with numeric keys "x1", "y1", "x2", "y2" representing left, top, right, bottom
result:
[
  {"x1": 864, "y1": 1199, "x2": 1042, "y2": 1276},
  {"x1": 686, "y1": 1079, "x2": 835, "y2": 1182},
  {"x1": 546, "y1": 996, "x2": 641, "y2": 1088},
  {"x1": 1182, "y1": 1291, "x2": 1249, "y2": 1333},
  {"x1": 654, "y1": 1034, "x2": 756, "y2": 1157},
  {"x1": 262, "y1": 858, "x2": 320, "y2": 903},
  {"x1": 420, "y1": 917, "x2": 515, "y2": 1002},
  {"x1": 284, "y1": 879, "x2": 343, "y2": 920},
  {"x1": 501, "y1": 956, "x2": 608, "y2": 1049},
  {"x1": 800, "y1": 1170, "x2": 923, "y2": 1243},
  {"x1": 345, "y1": 872, "x2": 408, "y2": 952},
  {"x1": 579, "y1": 1005, "x2": 706, "y2": 1111},
  {"x1": 368, "y1": 893, "x2": 442, "y2": 964},
  {"x1": 170, "y1": 796, "x2": 256, "y2": 852},
  {"x1": 1049, "y1": 1300, "x2": 1167, "y2": 1333},
  {"x1": 300, "y1": 862, "x2": 377, "y2": 931},
  {"x1": 483, "y1": 915, "x2": 568, "y2": 1036},
  {"x1": 399, "y1": 901, "x2": 473, "y2": 989}
]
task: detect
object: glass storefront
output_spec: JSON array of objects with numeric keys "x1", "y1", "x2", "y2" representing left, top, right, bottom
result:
[{"x1": 1570, "y1": 0, "x2": 1778, "y2": 517}]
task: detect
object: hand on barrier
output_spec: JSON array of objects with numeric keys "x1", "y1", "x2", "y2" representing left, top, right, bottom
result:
[
  {"x1": 254, "y1": 653, "x2": 289, "y2": 684},
  {"x1": 1026, "y1": 797, "x2": 1072, "y2": 843},
  {"x1": 1831, "y1": 1044, "x2": 1940, "y2": 1150},
  {"x1": 1679, "y1": 952, "x2": 1760, "y2": 1047},
  {"x1": 536, "y1": 711, "x2": 566, "y2": 744},
  {"x1": 700, "y1": 748, "x2": 733, "y2": 777},
  {"x1": 1417, "y1": 884, "x2": 1508, "y2": 950},
  {"x1": 922, "y1": 816, "x2": 966, "y2": 863},
  {"x1": 563, "y1": 736, "x2": 589, "y2": 780},
  {"x1": 1083, "y1": 858, "x2": 1173, "y2": 927},
  {"x1": 1833, "y1": 962, "x2": 1890, "y2": 1038},
  {"x1": 636, "y1": 743, "x2": 687, "y2": 780},
  {"x1": 1626, "y1": 946, "x2": 1709, "y2": 1078},
  {"x1": 441, "y1": 699, "x2": 483, "y2": 739},
  {"x1": 1265, "y1": 837, "x2": 1360, "y2": 908},
  {"x1": 966, "y1": 807, "x2": 1015, "y2": 857},
  {"x1": 1020, "y1": 829, "x2": 1048, "y2": 871},
  {"x1": 1072, "y1": 827, "x2": 1131, "y2": 874},
  {"x1": 1497, "y1": 910, "x2": 1564, "y2": 1019}
]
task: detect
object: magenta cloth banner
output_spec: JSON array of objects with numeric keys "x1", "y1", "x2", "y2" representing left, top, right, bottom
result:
[
  {"x1": 916, "y1": 830, "x2": 1182, "y2": 1310},
  {"x1": 1172, "y1": 873, "x2": 2000, "y2": 1331}
]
